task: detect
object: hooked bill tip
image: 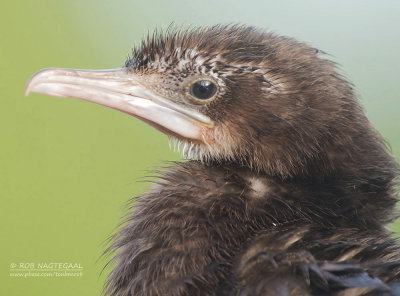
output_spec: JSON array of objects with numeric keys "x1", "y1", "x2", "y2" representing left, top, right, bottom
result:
[
  {"x1": 25, "y1": 76, "x2": 34, "y2": 96},
  {"x1": 24, "y1": 68, "x2": 48, "y2": 97},
  {"x1": 24, "y1": 84, "x2": 32, "y2": 96}
]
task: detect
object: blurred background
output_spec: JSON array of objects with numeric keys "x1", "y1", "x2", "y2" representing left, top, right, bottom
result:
[{"x1": 1, "y1": 0, "x2": 399, "y2": 295}]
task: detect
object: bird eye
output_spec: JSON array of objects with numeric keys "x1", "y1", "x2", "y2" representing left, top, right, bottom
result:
[{"x1": 188, "y1": 80, "x2": 217, "y2": 101}]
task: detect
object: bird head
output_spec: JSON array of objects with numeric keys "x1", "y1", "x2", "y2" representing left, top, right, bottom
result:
[{"x1": 25, "y1": 25, "x2": 393, "y2": 179}]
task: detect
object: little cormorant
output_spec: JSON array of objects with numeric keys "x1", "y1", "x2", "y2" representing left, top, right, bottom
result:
[{"x1": 26, "y1": 25, "x2": 400, "y2": 296}]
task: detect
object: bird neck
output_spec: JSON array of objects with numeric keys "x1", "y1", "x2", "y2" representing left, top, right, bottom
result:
[{"x1": 206, "y1": 136, "x2": 399, "y2": 229}]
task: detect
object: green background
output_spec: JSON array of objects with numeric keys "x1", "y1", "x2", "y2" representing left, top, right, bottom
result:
[{"x1": 1, "y1": 1, "x2": 399, "y2": 295}]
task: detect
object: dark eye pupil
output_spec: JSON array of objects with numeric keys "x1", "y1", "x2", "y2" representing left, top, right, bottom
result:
[{"x1": 190, "y1": 80, "x2": 217, "y2": 100}]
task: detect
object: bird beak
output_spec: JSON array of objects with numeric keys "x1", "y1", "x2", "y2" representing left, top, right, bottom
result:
[{"x1": 25, "y1": 68, "x2": 214, "y2": 142}]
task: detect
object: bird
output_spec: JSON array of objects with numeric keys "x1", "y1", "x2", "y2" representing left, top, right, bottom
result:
[{"x1": 25, "y1": 25, "x2": 400, "y2": 296}]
